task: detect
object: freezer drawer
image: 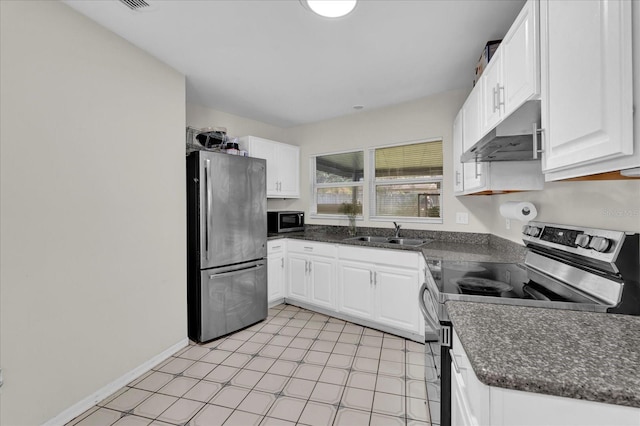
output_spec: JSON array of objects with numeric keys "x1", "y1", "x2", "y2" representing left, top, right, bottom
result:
[{"x1": 197, "y1": 260, "x2": 267, "y2": 342}]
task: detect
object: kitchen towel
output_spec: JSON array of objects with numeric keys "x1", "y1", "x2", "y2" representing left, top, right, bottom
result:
[{"x1": 499, "y1": 201, "x2": 537, "y2": 222}]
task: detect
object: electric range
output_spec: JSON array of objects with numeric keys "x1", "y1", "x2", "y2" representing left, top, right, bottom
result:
[{"x1": 419, "y1": 221, "x2": 640, "y2": 426}]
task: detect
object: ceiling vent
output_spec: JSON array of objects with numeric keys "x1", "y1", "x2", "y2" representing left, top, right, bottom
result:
[{"x1": 118, "y1": 0, "x2": 155, "y2": 12}]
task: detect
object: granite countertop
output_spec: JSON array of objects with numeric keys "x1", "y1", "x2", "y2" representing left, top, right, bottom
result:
[
  {"x1": 446, "y1": 301, "x2": 640, "y2": 408},
  {"x1": 268, "y1": 227, "x2": 526, "y2": 263}
]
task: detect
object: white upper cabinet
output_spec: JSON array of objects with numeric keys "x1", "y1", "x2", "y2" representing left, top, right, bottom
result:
[
  {"x1": 481, "y1": 49, "x2": 503, "y2": 132},
  {"x1": 475, "y1": 0, "x2": 540, "y2": 142},
  {"x1": 239, "y1": 136, "x2": 300, "y2": 198},
  {"x1": 462, "y1": 83, "x2": 484, "y2": 152},
  {"x1": 456, "y1": 85, "x2": 542, "y2": 196},
  {"x1": 452, "y1": 110, "x2": 465, "y2": 194},
  {"x1": 540, "y1": 0, "x2": 634, "y2": 178},
  {"x1": 502, "y1": 0, "x2": 540, "y2": 116}
]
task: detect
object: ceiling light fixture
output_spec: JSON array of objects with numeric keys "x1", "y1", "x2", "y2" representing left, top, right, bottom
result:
[{"x1": 303, "y1": 0, "x2": 357, "y2": 18}]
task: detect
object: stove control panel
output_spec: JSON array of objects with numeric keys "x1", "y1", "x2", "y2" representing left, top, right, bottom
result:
[
  {"x1": 522, "y1": 221, "x2": 627, "y2": 262},
  {"x1": 539, "y1": 226, "x2": 583, "y2": 247}
]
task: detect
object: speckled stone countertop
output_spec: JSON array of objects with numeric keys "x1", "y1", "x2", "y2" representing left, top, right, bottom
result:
[
  {"x1": 447, "y1": 301, "x2": 640, "y2": 408},
  {"x1": 268, "y1": 225, "x2": 526, "y2": 263}
]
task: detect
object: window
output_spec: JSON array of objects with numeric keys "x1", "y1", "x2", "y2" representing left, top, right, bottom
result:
[
  {"x1": 311, "y1": 150, "x2": 364, "y2": 216},
  {"x1": 370, "y1": 140, "x2": 443, "y2": 221},
  {"x1": 310, "y1": 140, "x2": 443, "y2": 222}
]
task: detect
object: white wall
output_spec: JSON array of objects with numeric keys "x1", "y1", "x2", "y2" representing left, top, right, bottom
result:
[
  {"x1": 0, "y1": 2, "x2": 187, "y2": 425},
  {"x1": 283, "y1": 89, "x2": 494, "y2": 233},
  {"x1": 187, "y1": 103, "x2": 287, "y2": 144},
  {"x1": 189, "y1": 90, "x2": 639, "y2": 240},
  {"x1": 489, "y1": 180, "x2": 640, "y2": 242}
]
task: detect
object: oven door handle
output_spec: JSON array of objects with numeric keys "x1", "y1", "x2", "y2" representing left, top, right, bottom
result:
[
  {"x1": 418, "y1": 281, "x2": 432, "y2": 319},
  {"x1": 419, "y1": 282, "x2": 440, "y2": 333}
]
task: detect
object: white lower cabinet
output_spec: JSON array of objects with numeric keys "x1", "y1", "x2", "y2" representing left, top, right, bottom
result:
[
  {"x1": 287, "y1": 253, "x2": 309, "y2": 301},
  {"x1": 266, "y1": 241, "x2": 285, "y2": 305},
  {"x1": 286, "y1": 240, "x2": 336, "y2": 310},
  {"x1": 337, "y1": 246, "x2": 422, "y2": 336},
  {"x1": 374, "y1": 265, "x2": 420, "y2": 332},
  {"x1": 276, "y1": 239, "x2": 424, "y2": 339},
  {"x1": 451, "y1": 330, "x2": 491, "y2": 426},
  {"x1": 336, "y1": 260, "x2": 376, "y2": 320},
  {"x1": 451, "y1": 329, "x2": 640, "y2": 426}
]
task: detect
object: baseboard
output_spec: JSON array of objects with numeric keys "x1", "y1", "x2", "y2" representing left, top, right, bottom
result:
[
  {"x1": 43, "y1": 338, "x2": 189, "y2": 426},
  {"x1": 268, "y1": 298, "x2": 285, "y2": 308}
]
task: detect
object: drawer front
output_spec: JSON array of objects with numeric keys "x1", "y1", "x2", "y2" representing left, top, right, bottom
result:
[
  {"x1": 267, "y1": 240, "x2": 285, "y2": 254},
  {"x1": 338, "y1": 245, "x2": 419, "y2": 268},
  {"x1": 287, "y1": 239, "x2": 337, "y2": 258}
]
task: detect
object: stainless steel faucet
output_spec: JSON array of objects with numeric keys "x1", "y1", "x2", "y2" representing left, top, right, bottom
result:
[{"x1": 393, "y1": 222, "x2": 401, "y2": 238}]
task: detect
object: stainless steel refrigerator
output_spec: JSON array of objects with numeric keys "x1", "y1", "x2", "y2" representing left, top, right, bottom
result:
[{"x1": 186, "y1": 150, "x2": 268, "y2": 343}]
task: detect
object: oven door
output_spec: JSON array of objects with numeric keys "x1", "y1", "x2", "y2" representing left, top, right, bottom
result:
[
  {"x1": 419, "y1": 282, "x2": 443, "y2": 425},
  {"x1": 419, "y1": 281, "x2": 440, "y2": 341}
]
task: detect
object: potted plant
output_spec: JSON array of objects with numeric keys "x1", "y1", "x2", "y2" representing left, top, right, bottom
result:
[{"x1": 339, "y1": 202, "x2": 362, "y2": 236}]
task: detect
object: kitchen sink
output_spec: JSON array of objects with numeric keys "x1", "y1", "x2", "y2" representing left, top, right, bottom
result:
[
  {"x1": 346, "y1": 236, "x2": 389, "y2": 243},
  {"x1": 386, "y1": 238, "x2": 431, "y2": 246},
  {"x1": 344, "y1": 235, "x2": 431, "y2": 247}
]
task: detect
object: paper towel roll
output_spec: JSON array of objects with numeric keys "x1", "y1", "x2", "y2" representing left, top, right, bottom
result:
[{"x1": 499, "y1": 201, "x2": 537, "y2": 222}]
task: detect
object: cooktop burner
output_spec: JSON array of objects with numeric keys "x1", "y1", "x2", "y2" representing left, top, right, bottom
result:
[
  {"x1": 428, "y1": 260, "x2": 529, "y2": 300},
  {"x1": 452, "y1": 277, "x2": 513, "y2": 296}
]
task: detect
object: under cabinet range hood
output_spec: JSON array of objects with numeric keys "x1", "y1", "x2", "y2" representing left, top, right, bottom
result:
[{"x1": 462, "y1": 101, "x2": 542, "y2": 163}]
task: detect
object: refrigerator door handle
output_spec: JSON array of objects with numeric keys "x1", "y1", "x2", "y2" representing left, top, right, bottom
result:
[
  {"x1": 204, "y1": 158, "x2": 211, "y2": 261},
  {"x1": 209, "y1": 262, "x2": 266, "y2": 279}
]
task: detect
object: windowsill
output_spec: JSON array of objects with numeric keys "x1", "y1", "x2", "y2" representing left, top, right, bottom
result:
[
  {"x1": 309, "y1": 214, "x2": 364, "y2": 221},
  {"x1": 308, "y1": 214, "x2": 442, "y2": 224},
  {"x1": 370, "y1": 216, "x2": 443, "y2": 224}
]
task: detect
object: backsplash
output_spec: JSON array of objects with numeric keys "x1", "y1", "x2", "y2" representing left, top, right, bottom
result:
[{"x1": 305, "y1": 224, "x2": 492, "y2": 244}]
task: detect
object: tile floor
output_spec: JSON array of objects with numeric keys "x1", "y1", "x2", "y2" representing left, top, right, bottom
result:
[{"x1": 67, "y1": 304, "x2": 431, "y2": 426}]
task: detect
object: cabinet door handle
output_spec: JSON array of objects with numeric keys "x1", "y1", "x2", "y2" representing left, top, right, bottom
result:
[
  {"x1": 305, "y1": 260, "x2": 309, "y2": 274},
  {"x1": 281, "y1": 258, "x2": 284, "y2": 268},
  {"x1": 455, "y1": 171, "x2": 461, "y2": 186},
  {"x1": 532, "y1": 123, "x2": 545, "y2": 160},
  {"x1": 374, "y1": 271, "x2": 377, "y2": 286},
  {"x1": 370, "y1": 270, "x2": 373, "y2": 285},
  {"x1": 497, "y1": 84, "x2": 505, "y2": 111},
  {"x1": 492, "y1": 86, "x2": 498, "y2": 112}
]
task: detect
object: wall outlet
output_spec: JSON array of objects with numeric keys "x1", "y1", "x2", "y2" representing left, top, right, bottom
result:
[
  {"x1": 505, "y1": 218, "x2": 511, "y2": 230},
  {"x1": 455, "y1": 212, "x2": 469, "y2": 224}
]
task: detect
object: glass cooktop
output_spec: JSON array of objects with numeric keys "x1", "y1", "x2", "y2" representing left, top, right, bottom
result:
[{"x1": 425, "y1": 259, "x2": 600, "y2": 306}]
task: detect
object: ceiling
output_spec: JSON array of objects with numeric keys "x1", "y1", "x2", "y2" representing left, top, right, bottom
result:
[{"x1": 63, "y1": 0, "x2": 525, "y2": 128}]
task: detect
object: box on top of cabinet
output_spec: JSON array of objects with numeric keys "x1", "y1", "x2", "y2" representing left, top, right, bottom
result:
[{"x1": 473, "y1": 40, "x2": 502, "y2": 86}]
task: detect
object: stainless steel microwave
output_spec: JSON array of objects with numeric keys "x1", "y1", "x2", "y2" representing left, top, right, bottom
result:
[{"x1": 267, "y1": 211, "x2": 304, "y2": 233}]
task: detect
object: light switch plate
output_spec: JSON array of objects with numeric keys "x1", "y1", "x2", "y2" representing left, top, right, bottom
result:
[{"x1": 456, "y1": 212, "x2": 469, "y2": 224}]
